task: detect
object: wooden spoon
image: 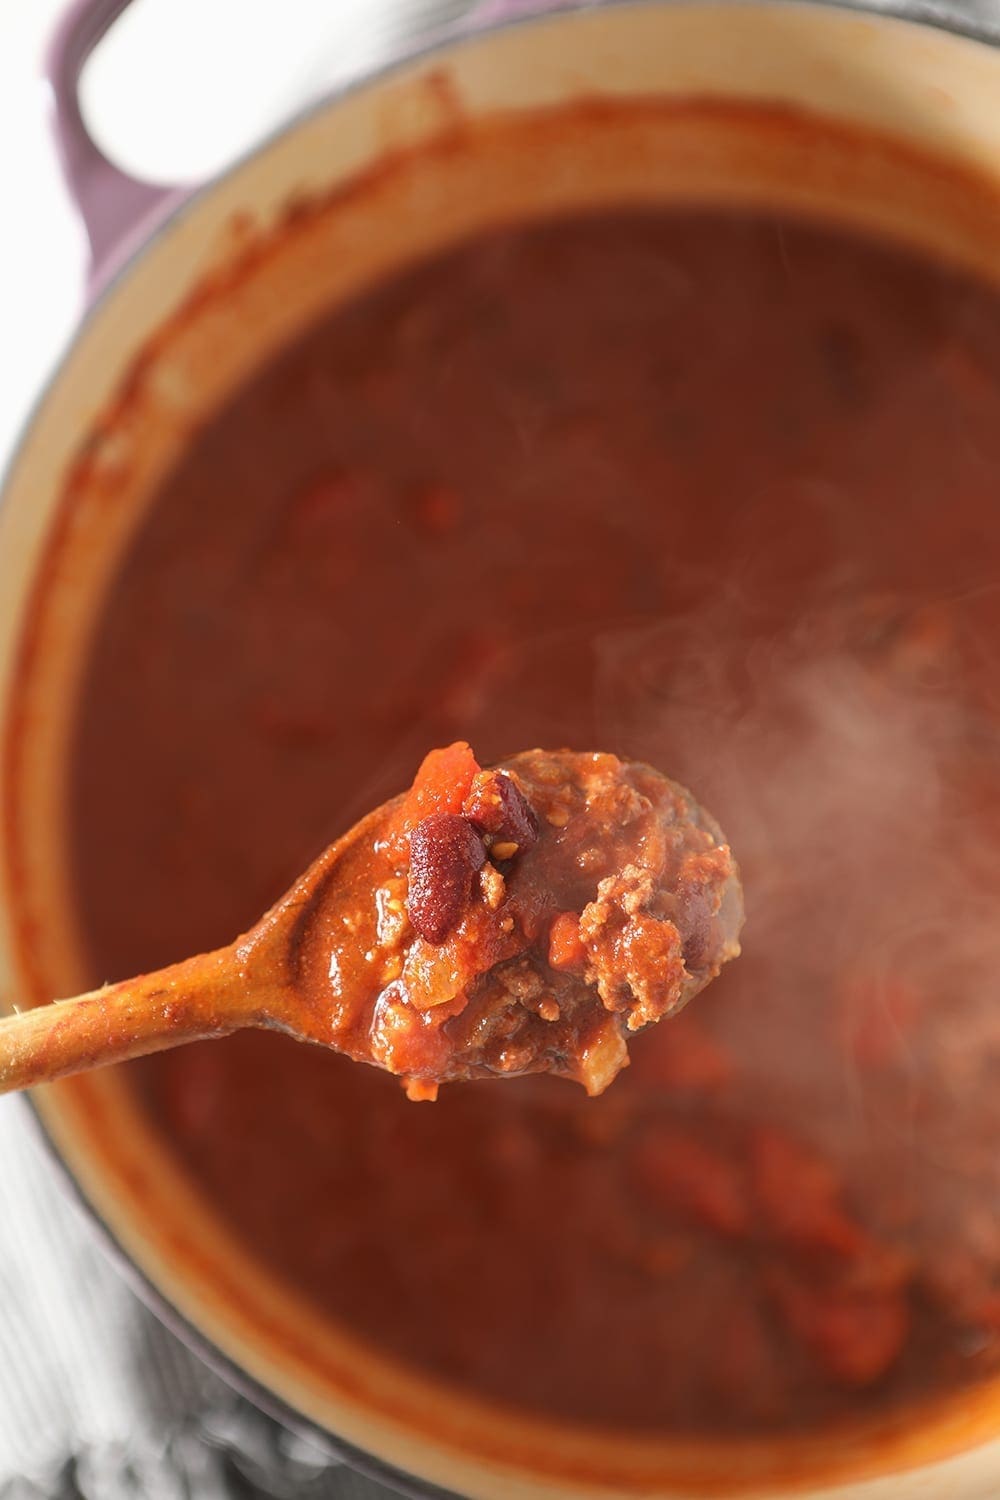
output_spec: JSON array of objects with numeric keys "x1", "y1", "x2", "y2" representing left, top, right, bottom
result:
[{"x1": 0, "y1": 745, "x2": 744, "y2": 1101}]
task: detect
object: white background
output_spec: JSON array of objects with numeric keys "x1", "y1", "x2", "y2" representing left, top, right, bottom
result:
[
  {"x1": 0, "y1": 0, "x2": 470, "y2": 475},
  {"x1": 0, "y1": 1, "x2": 82, "y2": 470}
]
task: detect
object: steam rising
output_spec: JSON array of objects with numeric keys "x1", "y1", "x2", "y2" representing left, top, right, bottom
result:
[{"x1": 592, "y1": 560, "x2": 1000, "y2": 1281}]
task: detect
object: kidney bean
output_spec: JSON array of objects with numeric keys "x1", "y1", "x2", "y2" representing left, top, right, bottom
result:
[
  {"x1": 407, "y1": 813, "x2": 487, "y2": 943},
  {"x1": 463, "y1": 769, "x2": 539, "y2": 855}
]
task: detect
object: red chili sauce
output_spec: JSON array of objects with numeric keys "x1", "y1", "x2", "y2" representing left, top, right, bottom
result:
[{"x1": 71, "y1": 207, "x2": 1000, "y2": 1434}]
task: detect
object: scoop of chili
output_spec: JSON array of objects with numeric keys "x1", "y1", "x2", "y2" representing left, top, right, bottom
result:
[
  {"x1": 316, "y1": 743, "x2": 745, "y2": 1099},
  {"x1": 0, "y1": 744, "x2": 743, "y2": 1102}
]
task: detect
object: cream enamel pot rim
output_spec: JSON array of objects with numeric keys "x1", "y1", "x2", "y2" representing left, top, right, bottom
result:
[{"x1": 7, "y1": 1, "x2": 1000, "y2": 1497}]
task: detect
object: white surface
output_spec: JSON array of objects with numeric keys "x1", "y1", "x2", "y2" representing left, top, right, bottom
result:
[
  {"x1": 0, "y1": 2, "x2": 82, "y2": 477},
  {"x1": 0, "y1": 0, "x2": 470, "y2": 479}
]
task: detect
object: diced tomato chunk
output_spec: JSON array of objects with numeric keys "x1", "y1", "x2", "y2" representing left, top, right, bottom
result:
[
  {"x1": 548, "y1": 911, "x2": 587, "y2": 972},
  {"x1": 749, "y1": 1126, "x2": 863, "y2": 1257},
  {"x1": 632, "y1": 1128, "x2": 749, "y2": 1236},
  {"x1": 836, "y1": 974, "x2": 920, "y2": 1069},
  {"x1": 395, "y1": 742, "x2": 481, "y2": 845}
]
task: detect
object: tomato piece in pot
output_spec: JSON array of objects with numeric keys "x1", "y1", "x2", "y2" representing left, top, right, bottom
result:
[
  {"x1": 631, "y1": 1128, "x2": 750, "y2": 1237},
  {"x1": 749, "y1": 1127, "x2": 865, "y2": 1258},
  {"x1": 768, "y1": 1269, "x2": 910, "y2": 1387}
]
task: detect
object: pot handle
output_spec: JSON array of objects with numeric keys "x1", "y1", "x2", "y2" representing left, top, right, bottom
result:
[{"x1": 45, "y1": 0, "x2": 187, "y2": 294}]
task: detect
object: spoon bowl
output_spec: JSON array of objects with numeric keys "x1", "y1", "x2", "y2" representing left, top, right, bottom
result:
[{"x1": 0, "y1": 746, "x2": 743, "y2": 1099}]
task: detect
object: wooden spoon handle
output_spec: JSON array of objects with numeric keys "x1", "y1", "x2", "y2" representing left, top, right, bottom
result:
[{"x1": 0, "y1": 946, "x2": 252, "y2": 1094}]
